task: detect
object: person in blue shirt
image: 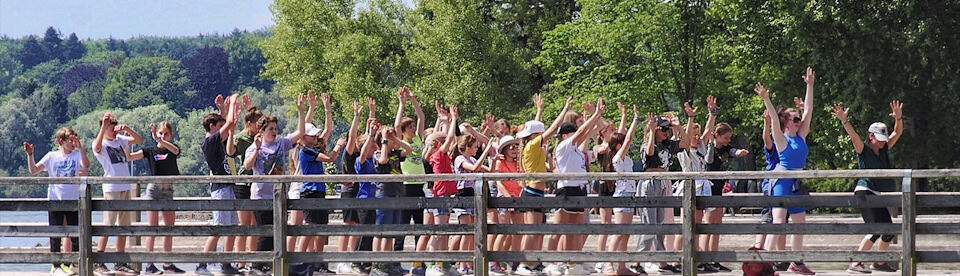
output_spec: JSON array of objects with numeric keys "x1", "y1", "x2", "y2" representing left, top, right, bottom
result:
[{"x1": 295, "y1": 123, "x2": 344, "y2": 273}]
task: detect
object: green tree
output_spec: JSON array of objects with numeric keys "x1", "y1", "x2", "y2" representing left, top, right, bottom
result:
[
  {"x1": 67, "y1": 80, "x2": 106, "y2": 118},
  {"x1": 62, "y1": 33, "x2": 85, "y2": 61},
  {"x1": 42, "y1": 27, "x2": 63, "y2": 61},
  {"x1": 19, "y1": 36, "x2": 47, "y2": 69},
  {"x1": 101, "y1": 57, "x2": 194, "y2": 114},
  {"x1": 0, "y1": 39, "x2": 23, "y2": 95},
  {"x1": 224, "y1": 31, "x2": 274, "y2": 91}
]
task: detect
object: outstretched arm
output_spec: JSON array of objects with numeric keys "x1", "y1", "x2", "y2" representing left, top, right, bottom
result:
[
  {"x1": 533, "y1": 93, "x2": 544, "y2": 122},
  {"x1": 218, "y1": 94, "x2": 240, "y2": 141},
  {"x1": 462, "y1": 123, "x2": 490, "y2": 146},
  {"x1": 617, "y1": 106, "x2": 640, "y2": 159},
  {"x1": 683, "y1": 102, "x2": 698, "y2": 150},
  {"x1": 345, "y1": 101, "x2": 362, "y2": 155},
  {"x1": 832, "y1": 104, "x2": 864, "y2": 154},
  {"x1": 701, "y1": 96, "x2": 718, "y2": 142},
  {"x1": 287, "y1": 93, "x2": 308, "y2": 144},
  {"x1": 360, "y1": 120, "x2": 380, "y2": 161},
  {"x1": 756, "y1": 83, "x2": 787, "y2": 152},
  {"x1": 617, "y1": 102, "x2": 627, "y2": 134},
  {"x1": 440, "y1": 106, "x2": 459, "y2": 154},
  {"x1": 799, "y1": 67, "x2": 815, "y2": 138},
  {"x1": 644, "y1": 113, "x2": 657, "y2": 157},
  {"x1": 305, "y1": 90, "x2": 317, "y2": 125},
  {"x1": 23, "y1": 143, "x2": 44, "y2": 175},
  {"x1": 462, "y1": 143, "x2": 494, "y2": 172},
  {"x1": 571, "y1": 98, "x2": 605, "y2": 146},
  {"x1": 410, "y1": 89, "x2": 427, "y2": 139},
  {"x1": 887, "y1": 100, "x2": 904, "y2": 149},
  {"x1": 543, "y1": 96, "x2": 574, "y2": 139},
  {"x1": 393, "y1": 87, "x2": 407, "y2": 132}
]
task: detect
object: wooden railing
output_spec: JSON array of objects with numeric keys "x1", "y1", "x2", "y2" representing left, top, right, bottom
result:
[{"x1": 2, "y1": 169, "x2": 960, "y2": 276}]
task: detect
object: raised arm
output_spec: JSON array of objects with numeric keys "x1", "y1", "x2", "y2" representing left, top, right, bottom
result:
[
  {"x1": 533, "y1": 93, "x2": 544, "y2": 122},
  {"x1": 150, "y1": 124, "x2": 181, "y2": 155},
  {"x1": 434, "y1": 100, "x2": 449, "y2": 133},
  {"x1": 243, "y1": 134, "x2": 261, "y2": 170},
  {"x1": 683, "y1": 102, "x2": 698, "y2": 150},
  {"x1": 571, "y1": 97, "x2": 605, "y2": 146},
  {"x1": 756, "y1": 82, "x2": 787, "y2": 152},
  {"x1": 617, "y1": 102, "x2": 627, "y2": 134},
  {"x1": 360, "y1": 120, "x2": 381, "y2": 161},
  {"x1": 462, "y1": 123, "x2": 490, "y2": 146},
  {"x1": 118, "y1": 124, "x2": 144, "y2": 145},
  {"x1": 215, "y1": 94, "x2": 227, "y2": 117},
  {"x1": 286, "y1": 93, "x2": 308, "y2": 144},
  {"x1": 218, "y1": 94, "x2": 240, "y2": 141},
  {"x1": 409, "y1": 89, "x2": 426, "y2": 139},
  {"x1": 887, "y1": 100, "x2": 904, "y2": 149},
  {"x1": 315, "y1": 138, "x2": 345, "y2": 162},
  {"x1": 462, "y1": 143, "x2": 494, "y2": 172},
  {"x1": 762, "y1": 111, "x2": 773, "y2": 150},
  {"x1": 305, "y1": 90, "x2": 317, "y2": 125},
  {"x1": 831, "y1": 104, "x2": 864, "y2": 154},
  {"x1": 617, "y1": 106, "x2": 640, "y2": 159},
  {"x1": 345, "y1": 101, "x2": 362, "y2": 155},
  {"x1": 644, "y1": 113, "x2": 657, "y2": 157},
  {"x1": 23, "y1": 142, "x2": 44, "y2": 175},
  {"x1": 701, "y1": 96, "x2": 718, "y2": 142},
  {"x1": 543, "y1": 96, "x2": 574, "y2": 139},
  {"x1": 798, "y1": 67, "x2": 815, "y2": 138},
  {"x1": 72, "y1": 136, "x2": 90, "y2": 170},
  {"x1": 93, "y1": 113, "x2": 110, "y2": 154},
  {"x1": 440, "y1": 106, "x2": 459, "y2": 154},
  {"x1": 393, "y1": 87, "x2": 407, "y2": 131},
  {"x1": 320, "y1": 93, "x2": 333, "y2": 140}
]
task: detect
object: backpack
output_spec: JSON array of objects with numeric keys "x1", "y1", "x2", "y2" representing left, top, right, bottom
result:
[{"x1": 741, "y1": 247, "x2": 777, "y2": 276}]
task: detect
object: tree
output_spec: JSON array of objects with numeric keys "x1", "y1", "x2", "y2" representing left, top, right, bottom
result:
[
  {"x1": 181, "y1": 47, "x2": 232, "y2": 109},
  {"x1": 224, "y1": 32, "x2": 273, "y2": 91},
  {"x1": 100, "y1": 57, "x2": 194, "y2": 114},
  {"x1": 6, "y1": 59, "x2": 69, "y2": 96},
  {"x1": 62, "y1": 33, "x2": 85, "y2": 60},
  {"x1": 0, "y1": 86, "x2": 62, "y2": 176},
  {"x1": 19, "y1": 36, "x2": 46, "y2": 69},
  {"x1": 0, "y1": 39, "x2": 23, "y2": 95},
  {"x1": 66, "y1": 80, "x2": 105, "y2": 118},
  {"x1": 59, "y1": 63, "x2": 106, "y2": 97},
  {"x1": 42, "y1": 27, "x2": 63, "y2": 61}
]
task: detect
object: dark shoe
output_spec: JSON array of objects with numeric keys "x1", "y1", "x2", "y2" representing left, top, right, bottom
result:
[
  {"x1": 195, "y1": 263, "x2": 212, "y2": 275},
  {"x1": 871, "y1": 262, "x2": 897, "y2": 272},
  {"x1": 143, "y1": 263, "x2": 163, "y2": 275},
  {"x1": 711, "y1": 262, "x2": 732, "y2": 272},
  {"x1": 697, "y1": 263, "x2": 718, "y2": 273},
  {"x1": 218, "y1": 263, "x2": 242, "y2": 275},
  {"x1": 315, "y1": 266, "x2": 336, "y2": 275},
  {"x1": 162, "y1": 264, "x2": 186, "y2": 274},
  {"x1": 788, "y1": 262, "x2": 816, "y2": 275},
  {"x1": 113, "y1": 263, "x2": 139, "y2": 275},
  {"x1": 93, "y1": 263, "x2": 112, "y2": 275},
  {"x1": 773, "y1": 262, "x2": 791, "y2": 271},
  {"x1": 658, "y1": 264, "x2": 681, "y2": 274}
]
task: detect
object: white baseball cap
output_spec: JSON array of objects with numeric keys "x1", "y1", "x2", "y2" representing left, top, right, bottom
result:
[
  {"x1": 516, "y1": 121, "x2": 545, "y2": 139},
  {"x1": 497, "y1": 135, "x2": 521, "y2": 153},
  {"x1": 305, "y1": 123, "x2": 322, "y2": 137},
  {"x1": 868, "y1": 122, "x2": 889, "y2": 142}
]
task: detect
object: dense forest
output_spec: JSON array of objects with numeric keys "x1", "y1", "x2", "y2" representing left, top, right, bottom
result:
[{"x1": 2, "y1": 0, "x2": 959, "y2": 198}]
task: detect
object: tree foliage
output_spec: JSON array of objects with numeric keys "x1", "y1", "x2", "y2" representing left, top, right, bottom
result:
[
  {"x1": 100, "y1": 56, "x2": 194, "y2": 114},
  {"x1": 181, "y1": 47, "x2": 232, "y2": 109}
]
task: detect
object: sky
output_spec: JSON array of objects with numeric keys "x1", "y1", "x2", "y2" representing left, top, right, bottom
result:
[{"x1": 0, "y1": 0, "x2": 276, "y2": 39}]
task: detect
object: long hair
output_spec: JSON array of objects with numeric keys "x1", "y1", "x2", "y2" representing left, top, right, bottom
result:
[
  {"x1": 453, "y1": 135, "x2": 477, "y2": 159},
  {"x1": 777, "y1": 107, "x2": 797, "y2": 131}
]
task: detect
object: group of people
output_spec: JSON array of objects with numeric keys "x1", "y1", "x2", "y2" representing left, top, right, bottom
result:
[{"x1": 26, "y1": 67, "x2": 907, "y2": 276}]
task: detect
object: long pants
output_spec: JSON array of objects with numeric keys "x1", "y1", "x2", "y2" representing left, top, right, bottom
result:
[
  {"x1": 637, "y1": 180, "x2": 668, "y2": 252},
  {"x1": 395, "y1": 184, "x2": 425, "y2": 251}
]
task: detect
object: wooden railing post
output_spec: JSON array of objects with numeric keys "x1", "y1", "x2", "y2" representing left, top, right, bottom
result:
[
  {"x1": 901, "y1": 170, "x2": 916, "y2": 276},
  {"x1": 474, "y1": 174, "x2": 489, "y2": 276},
  {"x1": 78, "y1": 177, "x2": 93, "y2": 276},
  {"x1": 273, "y1": 182, "x2": 288, "y2": 276},
  {"x1": 681, "y1": 179, "x2": 697, "y2": 276}
]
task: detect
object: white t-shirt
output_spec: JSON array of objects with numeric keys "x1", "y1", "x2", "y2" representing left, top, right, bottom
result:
[
  {"x1": 246, "y1": 136, "x2": 295, "y2": 200},
  {"x1": 554, "y1": 139, "x2": 588, "y2": 188},
  {"x1": 92, "y1": 135, "x2": 133, "y2": 192},
  {"x1": 612, "y1": 152, "x2": 636, "y2": 194},
  {"x1": 39, "y1": 150, "x2": 84, "y2": 200},
  {"x1": 676, "y1": 141, "x2": 712, "y2": 196}
]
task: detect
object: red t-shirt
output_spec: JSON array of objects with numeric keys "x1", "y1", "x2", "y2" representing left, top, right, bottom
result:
[
  {"x1": 430, "y1": 150, "x2": 457, "y2": 196},
  {"x1": 495, "y1": 159, "x2": 522, "y2": 197}
]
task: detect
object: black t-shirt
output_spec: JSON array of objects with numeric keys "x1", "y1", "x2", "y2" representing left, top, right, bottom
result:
[
  {"x1": 375, "y1": 149, "x2": 406, "y2": 175},
  {"x1": 201, "y1": 131, "x2": 232, "y2": 191},
  {"x1": 643, "y1": 140, "x2": 682, "y2": 171},
  {"x1": 143, "y1": 146, "x2": 180, "y2": 176},
  {"x1": 342, "y1": 151, "x2": 360, "y2": 175}
]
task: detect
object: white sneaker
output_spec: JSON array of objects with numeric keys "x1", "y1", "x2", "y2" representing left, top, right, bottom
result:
[
  {"x1": 444, "y1": 266, "x2": 463, "y2": 276},
  {"x1": 426, "y1": 266, "x2": 447, "y2": 276},
  {"x1": 544, "y1": 264, "x2": 565, "y2": 276},
  {"x1": 643, "y1": 263, "x2": 660, "y2": 274},
  {"x1": 566, "y1": 263, "x2": 591, "y2": 275},
  {"x1": 51, "y1": 268, "x2": 71, "y2": 276},
  {"x1": 594, "y1": 262, "x2": 604, "y2": 274},
  {"x1": 515, "y1": 264, "x2": 539, "y2": 276},
  {"x1": 335, "y1": 263, "x2": 352, "y2": 275}
]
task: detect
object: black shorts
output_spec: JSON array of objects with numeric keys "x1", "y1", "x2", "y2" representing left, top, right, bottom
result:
[
  {"x1": 356, "y1": 209, "x2": 377, "y2": 226},
  {"x1": 456, "y1": 187, "x2": 476, "y2": 197},
  {"x1": 341, "y1": 184, "x2": 360, "y2": 223},
  {"x1": 518, "y1": 187, "x2": 545, "y2": 213},
  {"x1": 597, "y1": 181, "x2": 615, "y2": 197},
  {"x1": 48, "y1": 211, "x2": 79, "y2": 254},
  {"x1": 856, "y1": 190, "x2": 893, "y2": 224},
  {"x1": 301, "y1": 190, "x2": 329, "y2": 225},
  {"x1": 556, "y1": 186, "x2": 587, "y2": 213},
  {"x1": 234, "y1": 184, "x2": 252, "y2": 200},
  {"x1": 710, "y1": 180, "x2": 724, "y2": 196}
]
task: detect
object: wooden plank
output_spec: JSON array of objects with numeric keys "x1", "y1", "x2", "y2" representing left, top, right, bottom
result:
[
  {"x1": 93, "y1": 199, "x2": 273, "y2": 211},
  {"x1": 91, "y1": 252, "x2": 273, "y2": 263},
  {"x1": 916, "y1": 195, "x2": 960, "y2": 207},
  {"x1": 0, "y1": 253, "x2": 78, "y2": 264},
  {"x1": 486, "y1": 251, "x2": 682, "y2": 262},
  {"x1": 915, "y1": 223, "x2": 960, "y2": 234},
  {"x1": 78, "y1": 180, "x2": 92, "y2": 276},
  {"x1": 902, "y1": 172, "x2": 917, "y2": 276},
  {"x1": 289, "y1": 224, "x2": 472, "y2": 236},
  {"x1": 0, "y1": 226, "x2": 78, "y2": 237},
  {"x1": 89, "y1": 197, "x2": 474, "y2": 211},
  {"x1": 273, "y1": 183, "x2": 288, "y2": 276},
  {"x1": 92, "y1": 226, "x2": 273, "y2": 236},
  {"x1": 681, "y1": 180, "x2": 696, "y2": 276},
  {"x1": 287, "y1": 252, "x2": 474, "y2": 263},
  {"x1": 916, "y1": 251, "x2": 960, "y2": 263},
  {"x1": 697, "y1": 223, "x2": 902, "y2": 234},
  {"x1": 288, "y1": 197, "x2": 474, "y2": 210},
  {"x1": 0, "y1": 200, "x2": 78, "y2": 211},
  {"x1": 697, "y1": 251, "x2": 901, "y2": 262},
  {"x1": 474, "y1": 175, "x2": 488, "y2": 276},
  {"x1": 487, "y1": 224, "x2": 681, "y2": 235},
  {"x1": 698, "y1": 195, "x2": 901, "y2": 208},
  {"x1": 491, "y1": 196, "x2": 682, "y2": 208}
]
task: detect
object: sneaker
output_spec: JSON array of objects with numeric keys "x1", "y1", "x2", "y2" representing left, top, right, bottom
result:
[
  {"x1": 489, "y1": 263, "x2": 507, "y2": 276},
  {"x1": 114, "y1": 263, "x2": 140, "y2": 275},
  {"x1": 711, "y1": 262, "x2": 731, "y2": 272},
  {"x1": 394, "y1": 263, "x2": 410, "y2": 275},
  {"x1": 458, "y1": 267, "x2": 474, "y2": 276},
  {"x1": 94, "y1": 263, "x2": 113, "y2": 275},
  {"x1": 335, "y1": 263, "x2": 353, "y2": 275},
  {"x1": 217, "y1": 263, "x2": 243, "y2": 275},
  {"x1": 773, "y1": 262, "x2": 791, "y2": 271},
  {"x1": 543, "y1": 264, "x2": 565, "y2": 276},
  {"x1": 595, "y1": 262, "x2": 605, "y2": 274},
  {"x1": 515, "y1": 264, "x2": 540, "y2": 276},
  {"x1": 195, "y1": 264, "x2": 212, "y2": 275},
  {"x1": 870, "y1": 262, "x2": 896, "y2": 272},
  {"x1": 162, "y1": 264, "x2": 185, "y2": 274},
  {"x1": 697, "y1": 263, "x2": 718, "y2": 273},
  {"x1": 142, "y1": 263, "x2": 162, "y2": 275},
  {"x1": 315, "y1": 266, "x2": 336, "y2": 275},
  {"x1": 788, "y1": 262, "x2": 816, "y2": 275},
  {"x1": 51, "y1": 267, "x2": 72, "y2": 276},
  {"x1": 658, "y1": 264, "x2": 681, "y2": 274},
  {"x1": 59, "y1": 264, "x2": 77, "y2": 276},
  {"x1": 426, "y1": 266, "x2": 447, "y2": 276},
  {"x1": 247, "y1": 265, "x2": 270, "y2": 276},
  {"x1": 352, "y1": 263, "x2": 371, "y2": 275},
  {"x1": 411, "y1": 265, "x2": 427, "y2": 276},
  {"x1": 567, "y1": 263, "x2": 592, "y2": 275},
  {"x1": 847, "y1": 263, "x2": 872, "y2": 274},
  {"x1": 369, "y1": 266, "x2": 392, "y2": 276}
]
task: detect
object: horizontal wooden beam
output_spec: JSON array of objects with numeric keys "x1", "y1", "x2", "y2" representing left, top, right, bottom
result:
[
  {"x1": 698, "y1": 195, "x2": 902, "y2": 208},
  {"x1": 0, "y1": 253, "x2": 78, "y2": 264},
  {"x1": 287, "y1": 252, "x2": 474, "y2": 263},
  {"x1": 287, "y1": 224, "x2": 473, "y2": 236},
  {"x1": 92, "y1": 252, "x2": 273, "y2": 263},
  {"x1": 697, "y1": 223, "x2": 902, "y2": 235},
  {"x1": 697, "y1": 251, "x2": 902, "y2": 262},
  {"x1": 0, "y1": 200, "x2": 78, "y2": 211},
  {"x1": 488, "y1": 224, "x2": 681, "y2": 235},
  {"x1": 1, "y1": 226, "x2": 78, "y2": 237}
]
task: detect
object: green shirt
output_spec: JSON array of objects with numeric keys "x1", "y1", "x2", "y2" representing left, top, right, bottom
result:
[
  {"x1": 233, "y1": 130, "x2": 255, "y2": 176},
  {"x1": 400, "y1": 135, "x2": 426, "y2": 185},
  {"x1": 856, "y1": 141, "x2": 895, "y2": 192}
]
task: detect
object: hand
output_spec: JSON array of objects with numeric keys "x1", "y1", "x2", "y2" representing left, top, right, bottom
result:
[
  {"x1": 449, "y1": 105, "x2": 458, "y2": 120},
  {"x1": 645, "y1": 113, "x2": 656, "y2": 130},
  {"x1": 706, "y1": 96, "x2": 718, "y2": 113},
  {"x1": 533, "y1": 93, "x2": 544, "y2": 111},
  {"x1": 320, "y1": 92, "x2": 331, "y2": 108},
  {"x1": 233, "y1": 96, "x2": 242, "y2": 118},
  {"x1": 214, "y1": 94, "x2": 225, "y2": 110},
  {"x1": 762, "y1": 110, "x2": 771, "y2": 123},
  {"x1": 563, "y1": 96, "x2": 574, "y2": 111},
  {"x1": 297, "y1": 93, "x2": 308, "y2": 112},
  {"x1": 70, "y1": 136, "x2": 82, "y2": 149},
  {"x1": 149, "y1": 123, "x2": 159, "y2": 141},
  {"x1": 663, "y1": 112, "x2": 677, "y2": 127},
  {"x1": 306, "y1": 90, "x2": 318, "y2": 108},
  {"x1": 254, "y1": 134, "x2": 263, "y2": 149},
  {"x1": 617, "y1": 102, "x2": 626, "y2": 115},
  {"x1": 23, "y1": 142, "x2": 34, "y2": 155},
  {"x1": 736, "y1": 149, "x2": 750, "y2": 157},
  {"x1": 115, "y1": 124, "x2": 130, "y2": 135},
  {"x1": 831, "y1": 104, "x2": 849, "y2": 123},
  {"x1": 583, "y1": 101, "x2": 596, "y2": 115},
  {"x1": 352, "y1": 101, "x2": 362, "y2": 116},
  {"x1": 242, "y1": 94, "x2": 253, "y2": 110},
  {"x1": 803, "y1": 67, "x2": 815, "y2": 86},
  {"x1": 595, "y1": 97, "x2": 605, "y2": 114},
  {"x1": 366, "y1": 97, "x2": 376, "y2": 114},
  {"x1": 683, "y1": 102, "x2": 698, "y2": 118},
  {"x1": 632, "y1": 105, "x2": 639, "y2": 118},
  {"x1": 369, "y1": 121, "x2": 382, "y2": 136},
  {"x1": 793, "y1": 97, "x2": 805, "y2": 112},
  {"x1": 100, "y1": 113, "x2": 113, "y2": 130},
  {"x1": 397, "y1": 86, "x2": 407, "y2": 101},
  {"x1": 385, "y1": 128, "x2": 397, "y2": 141},
  {"x1": 406, "y1": 87, "x2": 418, "y2": 102},
  {"x1": 754, "y1": 82, "x2": 769, "y2": 99},
  {"x1": 336, "y1": 137, "x2": 347, "y2": 149},
  {"x1": 889, "y1": 100, "x2": 903, "y2": 120}
]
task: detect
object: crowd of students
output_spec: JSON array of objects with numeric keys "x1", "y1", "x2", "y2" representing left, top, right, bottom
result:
[{"x1": 26, "y1": 67, "x2": 909, "y2": 276}]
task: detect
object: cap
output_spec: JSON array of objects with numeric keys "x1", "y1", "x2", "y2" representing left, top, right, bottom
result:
[
  {"x1": 516, "y1": 121, "x2": 545, "y2": 138},
  {"x1": 497, "y1": 135, "x2": 521, "y2": 153},
  {"x1": 558, "y1": 122, "x2": 577, "y2": 136},
  {"x1": 869, "y1": 122, "x2": 889, "y2": 142},
  {"x1": 656, "y1": 116, "x2": 671, "y2": 130},
  {"x1": 305, "y1": 123, "x2": 322, "y2": 137}
]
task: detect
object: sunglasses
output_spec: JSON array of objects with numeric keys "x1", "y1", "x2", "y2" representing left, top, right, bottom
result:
[{"x1": 791, "y1": 117, "x2": 801, "y2": 124}]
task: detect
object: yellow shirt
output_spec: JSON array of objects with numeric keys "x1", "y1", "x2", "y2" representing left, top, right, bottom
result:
[{"x1": 522, "y1": 135, "x2": 548, "y2": 186}]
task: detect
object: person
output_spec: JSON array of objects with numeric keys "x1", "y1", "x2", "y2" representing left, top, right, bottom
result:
[
  {"x1": 131, "y1": 122, "x2": 187, "y2": 274},
  {"x1": 372, "y1": 124, "x2": 414, "y2": 276},
  {"x1": 754, "y1": 98, "x2": 803, "y2": 270},
  {"x1": 335, "y1": 100, "x2": 366, "y2": 275},
  {"x1": 833, "y1": 101, "x2": 904, "y2": 273},
  {"x1": 286, "y1": 91, "x2": 324, "y2": 254},
  {"x1": 90, "y1": 112, "x2": 144, "y2": 275},
  {"x1": 452, "y1": 126, "x2": 495, "y2": 275},
  {"x1": 491, "y1": 135, "x2": 523, "y2": 275},
  {"x1": 392, "y1": 86, "x2": 429, "y2": 276},
  {"x1": 231, "y1": 94, "x2": 263, "y2": 271},
  {"x1": 198, "y1": 94, "x2": 243, "y2": 275},
  {"x1": 425, "y1": 105, "x2": 460, "y2": 276},
  {"x1": 601, "y1": 106, "x2": 641, "y2": 276},
  {"x1": 637, "y1": 112, "x2": 685, "y2": 274},
  {"x1": 296, "y1": 123, "x2": 343, "y2": 274},
  {"x1": 24, "y1": 128, "x2": 90, "y2": 276},
  {"x1": 593, "y1": 102, "x2": 629, "y2": 272},
  {"x1": 514, "y1": 95, "x2": 573, "y2": 276},
  {"x1": 756, "y1": 66, "x2": 817, "y2": 275},
  {"x1": 543, "y1": 98, "x2": 606, "y2": 276},
  {"x1": 243, "y1": 91, "x2": 308, "y2": 275}
]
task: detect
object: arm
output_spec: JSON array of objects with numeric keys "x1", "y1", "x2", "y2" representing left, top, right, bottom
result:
[
  {"x1": 345, "y1": 101, "x2": 362, "y2": 155},
  {"x1": 462, "y1": 123, "x2": 490, "y2": 145},
  {"x1": 360, "y1": 121, "x2": 380, "y2": 161},
  {"x1": 756, "y1": 83, "x2": 787, "y2": 152},
  {"x1": 571, "y1": 98, "x2": 605, "y2": 146},
  {"x1": 393, "y1": 87, "x2": 407, "y2": 131},
  {"x1": 832, "y1": 104, "x2": 864, "y2": 154},
  {"x1": 395, "y1": 138, "x2": 414, "y2": 157},
  {"x1": 440, "y1": 106, "x2": 459, "y2": 154},
  {"x1": 644, "y1": 113, "x2": 657, "y2": 157},
  {"x1": 533, "y1": 93, "x2": 544, "y2": 122},
  {"x1": 92, "y1": 113, "x2": 111, "y2": 153},
  {"x1": 243, "y1": 135, "x2": 261, "y2": 170},
  {"x1": 218, "y1": 94, "x2": 240, "y2": 141},
  {"x1": 215, "y1": 94, "x2": 226, "y2": 117},
  {"x1": 616, "y1": 107, "x2": 640, "y2": 160},
  {"x1": 683, "y1": 102, "x2": 697, "y2": 150},
  {"x1": 304, "y1": 90, "x2": 317, "y2": 124},
  {"x1": 23, "y1": 143, "x2": 44, "y2": 175},
  {"x1": 226, "y1": 129, "x2": 237, "y2": 156},
  {"x1": 124, "y1": 144, "x2": 142, "y2": 161},
  {"x1": 887, "y1": 100, "x2": 904, "y2": 149},
  {"x1": 762, "y1": 111, "x2": 773, "y2": 150},
  {"x1": 410, "y1": 89, "x2": 426, "y2": 139},
  {"x1": 149, "y1": 124, "x2": 181, "y2": 155},
  {"x1": 461, "y1": 143, "x2": 494, "y2": 172},
  {"x1": 617, "y1": 102, "x2": 627, "y2": 134},
  {"x1": 286, "y1": 93, "x2": 308, "y2": 144},
  {"x1": 320, "y1": 93, "x2": 333, "y2": 140},
  {"x1": 315, "y1": 138, "x2": 346, "y2": 162},
  {"x1": 118, "y1": 124, "x2": 144, "y2": 145},
  {"x1": 434, "y1": 100, "x2": 449, "y2": 133},
  {"x1": 67, "y1": 136, "x2": 90, "y2": 170},
  {"x1": 798, "y1": 67, "x2": 815, "y2": 138},
  {"x1": 543, "y1": 96, "x2": 574, "y2": 139},
  {"x1": 701, "y1": 96, "x2": 718, "y2": 142}
]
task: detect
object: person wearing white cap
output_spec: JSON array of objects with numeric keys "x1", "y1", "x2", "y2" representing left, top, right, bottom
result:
[{"x1": 832, "y1": 100, "x2": 904, "y2": 274}]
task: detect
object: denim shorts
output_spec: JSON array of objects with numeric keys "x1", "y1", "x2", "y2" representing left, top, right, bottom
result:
[{"x1": 211, "y1": 186, "x2": 238, "y2": 226}]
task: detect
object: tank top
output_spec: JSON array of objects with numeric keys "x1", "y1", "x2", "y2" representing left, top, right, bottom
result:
[{"x1": 777, "y1": 135, "x2": 808, "y2": 170}]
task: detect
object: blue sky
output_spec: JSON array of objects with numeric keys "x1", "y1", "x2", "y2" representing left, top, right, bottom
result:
[{"x1": 0, "y1": 0, "x2": 275, "y2": 39}]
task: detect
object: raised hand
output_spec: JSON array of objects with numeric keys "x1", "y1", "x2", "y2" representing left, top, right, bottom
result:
[
  {"x1": 450, "y1": 105, "x2": 459, "y2": 120},
  {"x1": 645, "y1": 113, "x2": 656, "y2": 130},
  {"x1": 149, "y1": 123, "x2": 159, "y2": 141},
  {"x1": 793, "y1": 97, "x2": 804, "y2": 112},
  {"x1": 632, "y1": 105, "x2": 639, "y2": 117},
  {"x1": 563, "y1": 96, "x2": 574, "y2": 110},
  {"x1": 803, "y1": 67, "x2": 815, "y2": 86},
  {"x1": 831, "y1": 104, "x2": 849, "y2": 123},
  {"x1": 306, "y1": 90, "x2": 318, "y2": 108},
  {"x1": 23, "y1": 142, "x2": 34, "y2": 155},
  {"x1": 366, "y1": 97, "x2": 376, "y2": 114},
  {"x1": 762, "y1": 110, "x2": 771, "y2": 123},
  {"x1": 889, "y1": 100, "x2": 903, "y2": 120},
  {"x1": 397, "y1": 86, "x2": 407, "y2": 101},
  {"x1": 533, "y1": 93, "x2": 544, "y2": 111},
  {"x1": 242, "y1": 94, "x2": 253, "y2": 110},
  {"x1": 70, "y1": 136, "x2": 82, "y2": 149},
  {"x1": 754, "y1": 82, "x2": 769, "y2": 99},
  {"x1": 352, "y1": 101, "x2": 362, "y2": 116},
  {"x1": 254, "y1": 134, "x2": 263, "y2": 149},
  {"x1": 595, "y1": 97, "x2": 605, "y2": 114},
  {"x1": 583, "y1": 101, "x2": 596, "y2": 114},
  {"x1": 297, "y1": 93, "x2": 308, "y2": 112},
  {"x1": 706, "y1": 96, "x2": 718, "y2": 113},
  {"x1": 683, "y1": 102, "x2": 698, "y2": 118},
  {"x1": 320, "y1": 93, "x2": 331, "y2": 108},
  {"x1": 336, "y1": 137, "x2": 347, "y2": 148},
  {"x1": 215, "y1": 94, "x2": 225, "y2": 110},
  {"x1": 617, "y1": 102, "x2": 626, "y2": 115}
]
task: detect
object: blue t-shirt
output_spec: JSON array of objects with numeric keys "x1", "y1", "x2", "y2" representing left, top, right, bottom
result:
[
  {"x1": 761, "y1": 145, "x2": 780, "y2": 194},
  {"x1": 300, "y1": 146, "x2": 326, "y2": 193},
  {"x1": 354, "y1": 157, "x2": 378, "y2": 199}
]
